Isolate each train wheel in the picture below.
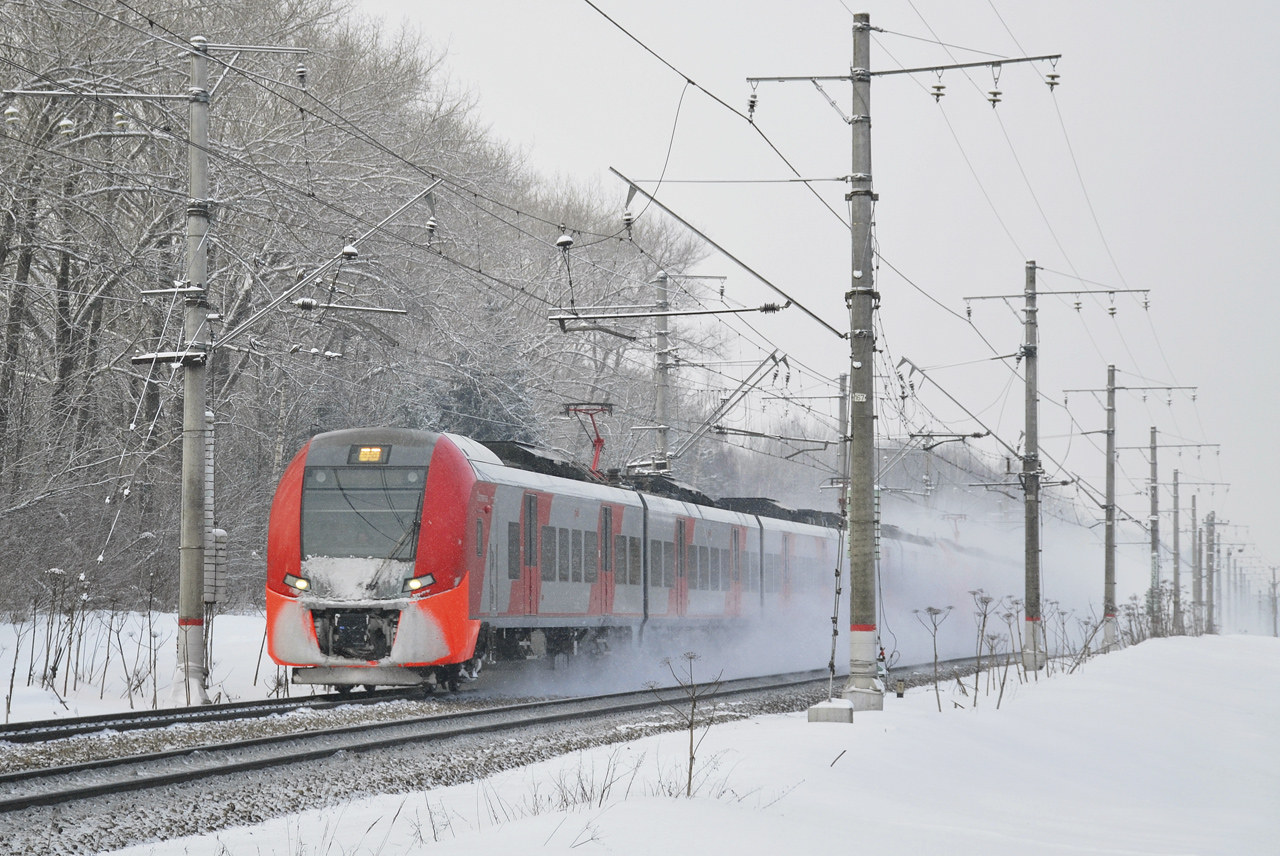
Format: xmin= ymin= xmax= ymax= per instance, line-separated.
xmin=334 ymin=685 xmax=352 ymax=696
xmin=363 ymin=684 xmax=378 ymax=693
xmin=447 ymin=678 xmax=460 ymax=692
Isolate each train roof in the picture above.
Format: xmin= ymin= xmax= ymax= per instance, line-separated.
xmin=476 ymin=439 xmax=841 ymax=529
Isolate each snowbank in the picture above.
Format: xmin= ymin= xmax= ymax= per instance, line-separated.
xmin=109 ymin=634 xmax=1279 ymax=855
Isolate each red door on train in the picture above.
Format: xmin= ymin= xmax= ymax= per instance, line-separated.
xmin=674 ymin=517 xmax=691 ymax=617
xmin=512 ymin=492 xmax=542 ymax=614
xmin=597 ymin=505 xmax=618 ymax=615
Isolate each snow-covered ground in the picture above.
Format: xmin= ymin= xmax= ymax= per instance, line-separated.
xmin=2 ymin=611 xmax=289 ymax=723
xmin=103 ymin=634 xmax=1278 ymax=856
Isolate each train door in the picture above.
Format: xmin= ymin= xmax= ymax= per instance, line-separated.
xmin=675 ymin=518 xmax=690 ymax=616
xmin=728 ymin=527 xmax=742 ymax=617
xmin=599 ymin=506 xmax=615 ymax=615
xmin=519 ymin=492 xmax=540 ymax=614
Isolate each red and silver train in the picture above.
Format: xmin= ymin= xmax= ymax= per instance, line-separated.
xmin=266 ymin=427 xmax=841 ymax=691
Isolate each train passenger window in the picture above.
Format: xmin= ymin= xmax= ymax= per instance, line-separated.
xmin=649 ymin=540 xmax=661 ymax=586
xmin=685 ymin=544 xmax=697 ymax=589
xmin=629 ymin=537 xmax=642 ymax=586
xmin=571 ymin=529 xmax=583 ymax=583
xmin=476 ymin=519 xmax=484 ymax=557
xmin=541 ymin=525 xmax=556 ymax=581
xmin=584 ymin=531 xmax=598 ymax=583
xmin=710 ymin=548 xmax=721 ymax=591
xmin=507 ymin=522 xmax=521 ymax=580
xmin=614 ymin=535 xmax=628 ymax=584
xmin=558 ymin=528 xmax=570 ymax=582
xmin=663 ymin=542 xmax=675 ymax=588
xmin=700 ymin=546 xmax=711 ymax=591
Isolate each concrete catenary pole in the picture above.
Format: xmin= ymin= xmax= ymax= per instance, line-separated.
xmin=1147 ymin=426 xmax=1160 ymax=635
xmin=1205 ymin=512 xmax=1216 ymax=634
xmin=1191 ymin=493 xmax=1201 ymax=634
xmin=1103 ymin=364 xmax=1118 ymax=650
xmin=653 ymin=270 xmax=670 ymax=471
xmin=841 ymin=12 xmax=882 ymax=709
xmin=1172 ymin=469 xmax=1183 ymax=634
xmin=1022 ymin=260 xmax=1045 ymax=670
xmin=174 ymin=37 xmax=212 ymax=705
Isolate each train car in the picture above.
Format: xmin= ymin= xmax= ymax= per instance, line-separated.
xmin=266 ymin=427 xmax=840 ymax=691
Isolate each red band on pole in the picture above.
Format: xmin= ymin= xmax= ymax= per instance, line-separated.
xmin=1103 ymin=612 xmax=1117 ymax=618
xmin=1024 ymin=616 xmax=1042 ymax=622
xmin=849 ymin=623 xmax=877 ymax=632
xmin=178 ymin=618 xmax=204 ymax=627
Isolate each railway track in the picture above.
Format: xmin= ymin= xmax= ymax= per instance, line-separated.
xmin=0 ymin=686 xmax=420 ymax=744
xmin=0 ymin=669 xmax=831 ymax=813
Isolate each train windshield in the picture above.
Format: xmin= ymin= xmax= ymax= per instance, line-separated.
xmin=300 ymin=466 xmax=427 ymax=559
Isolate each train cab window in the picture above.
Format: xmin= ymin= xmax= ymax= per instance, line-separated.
xmin=300 ymin=466 xmax=426 ymax=560
xmin=541 ymin=525 xmax=556 ymax=581
xmin=507 ymin=522 xmax=521 ymax=580
xmin=629 ymin=537 xmax=642 ymax=586
xmin=476 ymin=519 xmax=484 ymax=557
xmin=571 ymin=529 xmax=583 ymax=582
xmin=584 ymin=531 xmax=598 ymax=583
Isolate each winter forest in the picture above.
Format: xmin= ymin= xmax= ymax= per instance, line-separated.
xmin=0 ymin=0 xmax=745 ymax=617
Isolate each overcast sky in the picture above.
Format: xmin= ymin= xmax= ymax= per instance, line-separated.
xmin=355 ymin=0 xmax=1280 ymax=581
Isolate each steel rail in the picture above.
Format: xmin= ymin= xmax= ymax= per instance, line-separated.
xmin=0 ymin=671 xmax=830 ymax=813
xmin=0 ymin=687 xmax=419 ymax=744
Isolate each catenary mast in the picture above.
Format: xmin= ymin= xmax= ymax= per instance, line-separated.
xmin=842 ymin=12 xmax=882 ymax=708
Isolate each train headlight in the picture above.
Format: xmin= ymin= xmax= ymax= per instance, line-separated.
xmin=403 ymin=574 xmax=435 ymax=593
xmin=284 ymin=573 xmax=311 ymax=592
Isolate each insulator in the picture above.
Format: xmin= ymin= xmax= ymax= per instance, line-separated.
xmin=57 ymin=116 xmax=74 ymax=135
xmin=1074 ymin=300 xmax=1082 ymax=311
xmin=556 ymin=231 xmax=574 ymax=250
xmin=113 ymin=112 xmax=129 ymax=129
xmin=1046 ymin=73 xmax=1060 ymax=90
xmin=931 ymin=84 xmax=946 ymax=102
xmin=341 ymin=243 xmax=358 ymax=260
xmin=622 ymin=209 xmax=634 ymax=233
xmin=965 ymin=302 xmax=972 ymax=320
xmin=1108 ymin=305 xmax=1117 ymax=317
xmin=3 ymin=104 xmax=18 ymax=124
xmin=293 ymin=297 xmax=318 ymax=310
xmin=425 ymin=216 xmax=438 ymax=240
xmin=296 ymin=62 xmax=308 ymax=87
xmin=747 ymin=92 xmax=758 ymax=121
xmin=987 ymin=90 xmax=1002 ymax=107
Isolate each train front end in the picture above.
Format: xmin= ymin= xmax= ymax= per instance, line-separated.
xmin=266 ymin=428 xmax=480 ymax=690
